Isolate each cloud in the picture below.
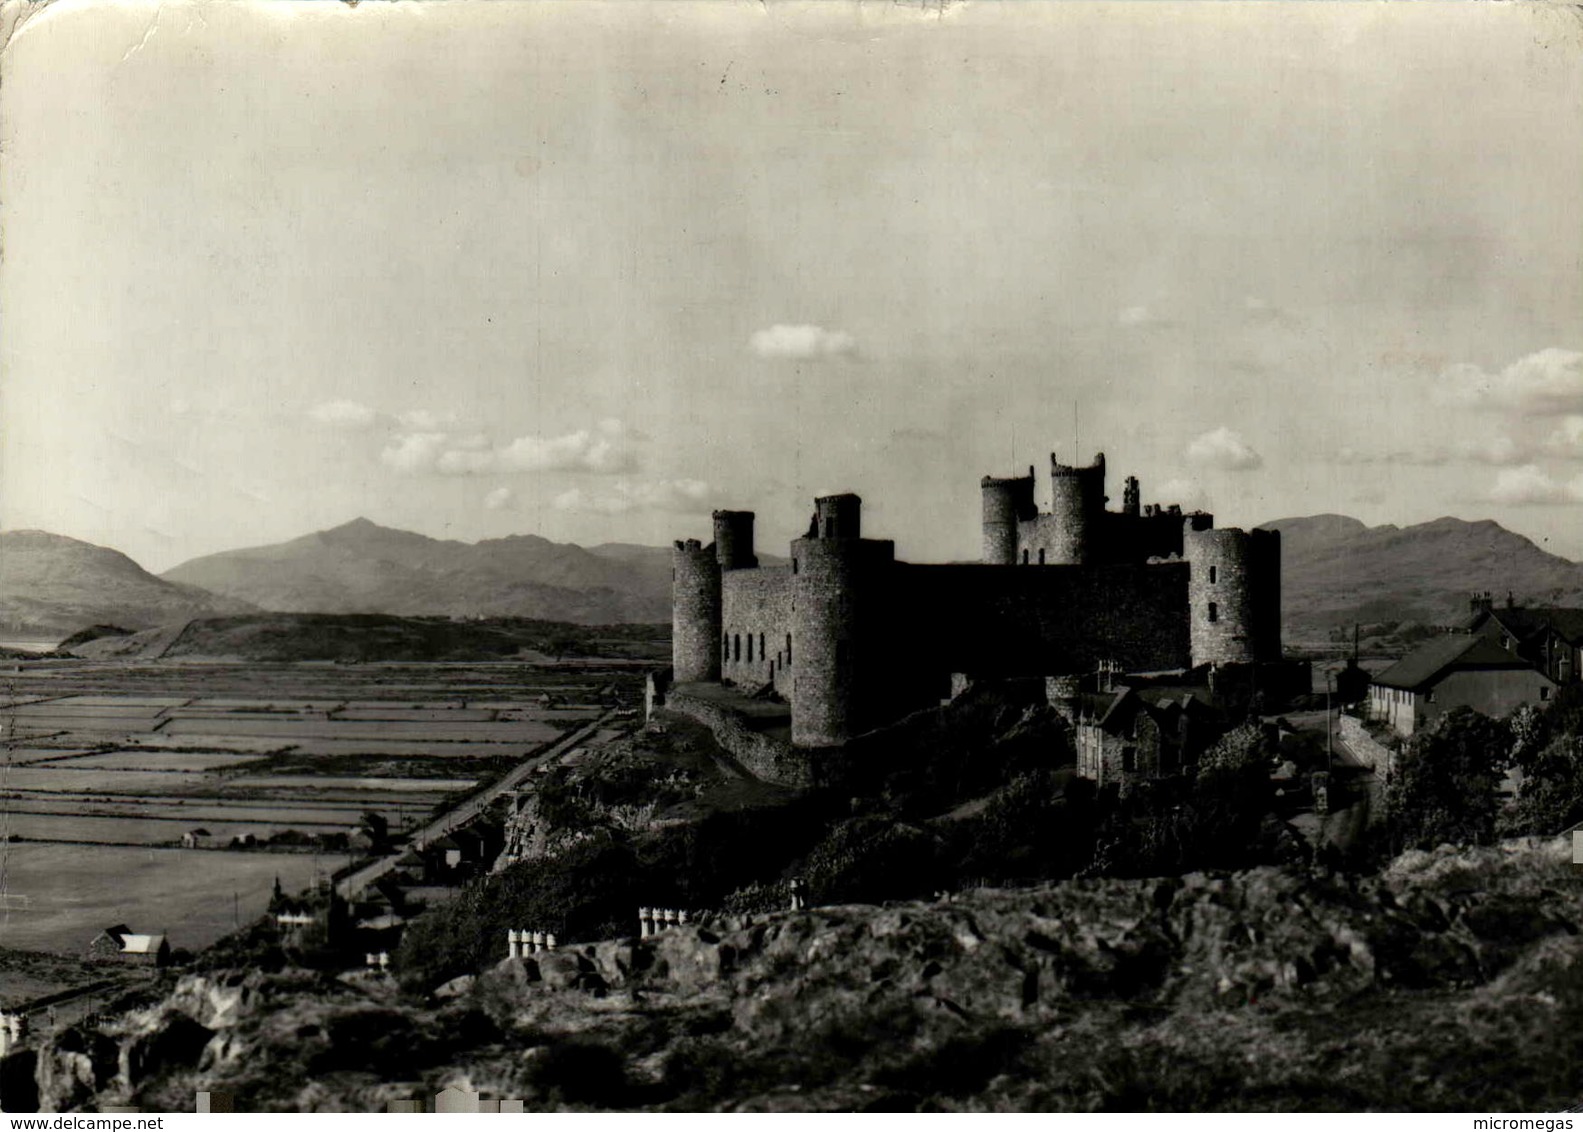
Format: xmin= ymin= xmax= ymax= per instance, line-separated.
xmin=380 ymin=421 xmax=638 ymax=476
xmin=397 ymin=408 xmax=462 ymax=431
xmin=1485 ymin=464 xmax=1583 ymax=506
xmin=1543 ymin=416 xmax=1583 ymax=459
xmin=379 ymin=432 xmax=450 ymax=472
xmin=1154 ymin=477 xmax=1209 ymax=512
xmin=1333 ymin=436 xmax=1527 ymax=467
xmin=1185 ymin=427 xmax=1263 ymax=471
xmin=483 ymin=487 xmax=515 ymax=510
xmin=1435 ymin=348 xmax=1583 ymax=416
xmin=309 ymin=399 xmax=378 ymax=429
xmin=552 ymin=478 xmax=716 ymax=516
xmin=749 ymin=324 xmax=857 ymax=360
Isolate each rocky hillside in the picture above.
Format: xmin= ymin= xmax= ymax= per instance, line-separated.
xmin=1261 ymin=514 xmax=1583 ymax=645
xmin=15 ymin=837 xmax=1582 ymax=1112
xmin=0 ymin=530 xmax=253 ymax=640
xmin=162 ymin=519 xmax=672 ymax=625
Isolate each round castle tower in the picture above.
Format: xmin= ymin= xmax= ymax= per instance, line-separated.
xmin=791 ymin=493 xmax=863 ymax=747
xmin=1183 ymin=524 xmax=1281 ymax=666
xmin=712 ymin=510 xmax=757 ymax=570
xmin=1045 ymin=451 xmax=1107 ymax=565
xmin=980 ymin=469 xmax=1036 ymax=565
xmin=671 ymin=538 xmax=722 ymax=683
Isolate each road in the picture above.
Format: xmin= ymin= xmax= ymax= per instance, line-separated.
xmin=336 ymin=708 xmax=619 ymax=898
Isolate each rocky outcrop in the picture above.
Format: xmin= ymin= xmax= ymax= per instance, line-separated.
xmin=22 ymin=837 xmax=1583 ymax=1112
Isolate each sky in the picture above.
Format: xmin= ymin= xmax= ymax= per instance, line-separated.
xmin=3 ymin=1 xmax=1582 ymax=573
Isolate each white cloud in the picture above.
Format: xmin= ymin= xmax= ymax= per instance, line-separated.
xmin=1543 ymin=415 xmax=1583 ymax=459
xmin=309 ymin=399 xmax=378 ymax=429
xmin=483 ymin=487 xmax=515 ymax=510
xmin=378 ymin=432 xmax=450 ymax=472
xmin=1435 ymin=348 xmax=1583 ymax=416
xmin=1334 ymin=436 xmax=1527 ymax=467
xmin=748 ymin=324 xmax=857 ymax=360
xmin=553 ymin=478 xmax=715 ymax=516
xmin=1155 ymin=477 xmax=1209 ymax=511
xmin=1486 ymin=464 xmax=1583 ymax=506
xmin=1185 ymin=427 xmax=1263 ymax=471
xmin=379 ymin=423 xmax=638 ymax=476
xmin=397 ymin=408 xmax=461 ymax=431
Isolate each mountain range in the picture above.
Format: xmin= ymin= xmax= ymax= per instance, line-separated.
xmin=1259 ymin=513 xmax=1583 ymax=643
xmin=7 ymin=514 xmax=1583 ymax=647
xmin=159 ymin=518 xmax=674 ymax=626
xmin=0 ymin=529 xmax=255 ymax=639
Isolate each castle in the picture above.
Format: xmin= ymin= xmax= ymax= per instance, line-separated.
xmin=671 ymin=450 xmax=1287 ymax=751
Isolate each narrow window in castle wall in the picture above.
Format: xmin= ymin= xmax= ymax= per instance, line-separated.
xmin=723 ymin=632 xmax=730 ymax=659
xmin=1038 ymin=549 xmax=1045 ymax=565
xmin=1208 ymin=602 xmax=1218 ymax=623
xmin=747 ymin=635 xmax=754 ymax=662
xmin=1022 ymin=549 xmax=1029 ymax=565
xmin=1209 ymin=565 xmax=1217 ymax=584
xmin=734 ymin=634 xmax=741 ymax=662
xmin=759 ymin=633 xmax=766 ymax=661
xmin=786 ymin=633 xmax=793 ymax=665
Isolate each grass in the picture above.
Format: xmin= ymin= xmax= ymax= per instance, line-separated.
xmin=0 ymin=842 xmax=327 ymax=954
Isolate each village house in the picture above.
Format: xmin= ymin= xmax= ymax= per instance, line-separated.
xmin=85 ymin=924 xmax=170 ymax=967
xmin=1368 ymin=633 xmax=1556 ymax=738
xmin=1466 ymin=594 xmax=1583 ymax=686
xmin=1071 ymin=684 xmax=1223 ymax=789
xmin=181 ymin=827 xmax=214 ymax=849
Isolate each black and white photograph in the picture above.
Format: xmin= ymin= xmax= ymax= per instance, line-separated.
xmin=2 ymin=0 xmax=1582 ymax=1114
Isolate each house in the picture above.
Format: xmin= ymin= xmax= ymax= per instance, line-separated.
xmin=1368 ymin=633 xmax=1556 ymax=738
xmin=181 ymin=828 xmax=213 ymax=849
xmin=1466 ymin=595 xmax=1583 ymax=686
xmin=1072 ymin=685 xmax=1223 ymax=788
xmin=425 ymin=829 xmax=484 ymax=874
xmin=85 ymin=925 xmax=170 ymax=967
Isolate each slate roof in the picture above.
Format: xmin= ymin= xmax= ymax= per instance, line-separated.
xmin=1481 ymin=606 xmax=1583 ymax=644
xmin=1374 ymin=634 xmax=1535 ymax=691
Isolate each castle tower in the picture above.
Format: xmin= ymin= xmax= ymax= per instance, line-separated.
xmin=1122 ymin=476 xmax=1140 ymax=518
xmin=980 ymin=468 xmax=1036 ymax=565
xmin=813 ymin=493 xmax=861 ymax=540
xmin=791 ymin=494 xmax=863 ymax=747
xmin=671 ymin=538 xmax=722 ymax=683
xmin=1046 ymin=451 xmax=1107 ymax=565
xmin=712 ymin=510 xmax=758 ymax=570
xmin=1183 ymin=525 xmax=1282 ymax=666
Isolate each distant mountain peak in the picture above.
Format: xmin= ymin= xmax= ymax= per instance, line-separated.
xmin=161 ymin=520 xmax=674 ymax=624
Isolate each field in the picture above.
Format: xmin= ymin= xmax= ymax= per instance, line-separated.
xmin=1 ymin=658 xmax=645 ymax=956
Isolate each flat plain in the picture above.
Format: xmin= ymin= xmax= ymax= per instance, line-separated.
xmin=0 ymin=658 xmax=643 ymax=957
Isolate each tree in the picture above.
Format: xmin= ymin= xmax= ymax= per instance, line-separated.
xmin=1385 ymin=706 xmax=1509 ymax=851
xmin=1506 ymin=731 xmax=1583 ymax=837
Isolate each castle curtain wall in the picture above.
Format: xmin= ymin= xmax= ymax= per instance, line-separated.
xmin=863 ymin=561 xmax=1195 ymax=719
xmin=720 ymin=566 xmax=793 ymax=693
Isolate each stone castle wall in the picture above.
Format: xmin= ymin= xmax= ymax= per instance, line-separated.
xmin=662 ymin=686 xmax=817 ymax=789
xmin=721 ymin=566 xmax=793 ymax=695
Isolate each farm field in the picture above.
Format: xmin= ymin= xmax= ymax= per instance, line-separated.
xmin=1 ymin=658 xmax=645 ymax=955
xmin=0 ymin=843 xmax=326 ymax=955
